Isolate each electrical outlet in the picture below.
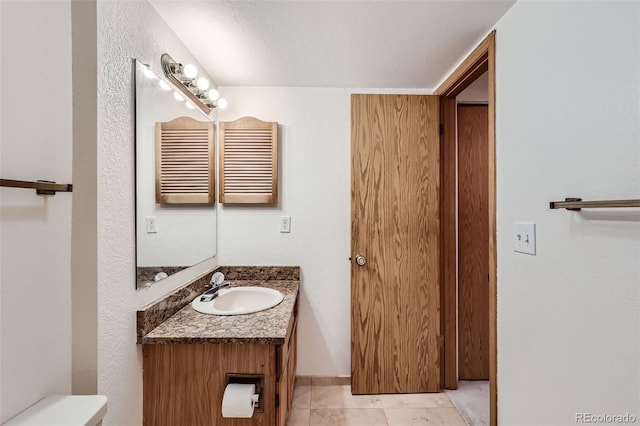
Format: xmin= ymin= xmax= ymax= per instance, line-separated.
xmin=146 ymin=216 xmax=158 ymax=234
xmin=513 ymin=222 xmax=535 ymax=255
xmin=280 ymin=216 xmax=291 ymax=233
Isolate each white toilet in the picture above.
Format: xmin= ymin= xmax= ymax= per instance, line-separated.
xmin=3 ymin=395 xmax=107 ymax=426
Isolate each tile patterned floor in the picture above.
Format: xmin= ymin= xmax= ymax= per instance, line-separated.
xmin=288 ymin=377 xmax=467 ymax=426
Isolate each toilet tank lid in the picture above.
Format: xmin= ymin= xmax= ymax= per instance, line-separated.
xmin=4 ymin=395 xmax=108 ymax=426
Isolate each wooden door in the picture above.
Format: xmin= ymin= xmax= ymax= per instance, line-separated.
xmin=457 ymin=104 xmax=489 ymax=380
xmin=351 ymin=94 xmax=440 ymax=394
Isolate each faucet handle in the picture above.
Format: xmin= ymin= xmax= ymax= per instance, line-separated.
xmin=154 ymin=272 xmax=168 ymax=282
xmin=209 ymin=271 xmax=225 ymax=287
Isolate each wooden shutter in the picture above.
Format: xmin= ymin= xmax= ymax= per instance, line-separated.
xmin=155 ymin=116 xmax=214 ymax=204
xmin=219 ymin=116 xmax=278 ymax=204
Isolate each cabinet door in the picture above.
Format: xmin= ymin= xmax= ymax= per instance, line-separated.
xmin=276 ymin=355 xmax=288 ymax=426
xmin=155 ymin=116 xmax=214 ymax=204
xmin=286 ymin=317 xmax=298 ymax=412
xmin=219 ymin=116 xmax=278 ymax=204
xmin=276 ymin=312 xmax=298 ymax=426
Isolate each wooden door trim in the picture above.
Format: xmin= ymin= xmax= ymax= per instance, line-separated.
xmin=434 ymin=32 xmax=493 ymax=98
xmin=439 ymin=96 xmax=457 ymax=390
xmin=435 ymin=30 xmax=497 ymax=426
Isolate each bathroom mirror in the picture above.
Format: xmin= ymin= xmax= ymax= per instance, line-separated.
xmin=134 ymin=59 xmax=216 ymax=289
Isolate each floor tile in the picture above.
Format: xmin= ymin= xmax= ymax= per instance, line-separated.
xmin=311 ymin=385 xmax=383 ymax=409
xmin=384 ymin=407 xmax=467 ymax=426
xmin=310 ymin=408 xmax=389 ymax=426
xmin=292 ymin=385 xmax=311 ymax=409
xmin=312 ymin=376 xmax=351 ymax=386
xmin=287 ymin=409 xmax=310 ymax=426
xmin=380 ymin=392 xmax=453 ymax=409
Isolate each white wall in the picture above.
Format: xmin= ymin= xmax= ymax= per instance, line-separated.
xmin=217 ymin=87 xmax=352 ymax=375
xmin=96 ymin=1 xmax=217 ymax=424
xmin=0 ymin=1 xmax=73 ymax=421
xmin=216 ymin=86 xmax=432 ymax=376
xmin=494 ymin=2 xmax=640 ymax=424
xmin=457 ymin=71 xmax=488 ymax=104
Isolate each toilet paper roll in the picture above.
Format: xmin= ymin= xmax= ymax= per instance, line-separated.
xmin=221 ymin=383 xmax=256 ymax=418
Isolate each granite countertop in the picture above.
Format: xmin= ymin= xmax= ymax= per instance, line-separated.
xmin=140 ymin=279 xmax=299 ymax=345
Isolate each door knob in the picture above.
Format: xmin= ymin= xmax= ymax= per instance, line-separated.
xmin=355 ymin=255 xmax=367 ymax=266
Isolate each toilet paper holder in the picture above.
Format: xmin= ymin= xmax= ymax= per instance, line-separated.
xmin=225 ymin=373 xmax=264 ymax=412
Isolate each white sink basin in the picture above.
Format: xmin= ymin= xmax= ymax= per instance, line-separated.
xmin=191 ymin=286 xmax=284 ymax=316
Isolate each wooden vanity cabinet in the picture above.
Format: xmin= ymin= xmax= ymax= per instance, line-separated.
xmin=143 ymin=300 xmax=298 ymax=426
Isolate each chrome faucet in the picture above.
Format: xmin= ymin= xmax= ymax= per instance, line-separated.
xmin=200 ymin=281 xmax=232 ymax=302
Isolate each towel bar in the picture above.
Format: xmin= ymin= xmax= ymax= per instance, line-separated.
xmin=549 ymin=197 xmax=640 ymax=211
xmin=0 ymin=179 xmax=73 ymax=195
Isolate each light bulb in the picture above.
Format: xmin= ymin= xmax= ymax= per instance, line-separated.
xmin=183 ymin=63 xmax=197 ymax=79
xmin=173 ymin=91 xmax=185 ymax=102
xmin=185 ymin=100 xmax=195 ymax=110
xmin=143 ymin=67 xmax=157 ymax=79
xmin=196 ymin=77 xmax=209 ymax=90
xmin=217 ymin=98 xmax=228 ymax=109
xmin=207 ymin=89 xmax=219 ymax=101
xmin=159 ymin=80 xmax=171 ymax=91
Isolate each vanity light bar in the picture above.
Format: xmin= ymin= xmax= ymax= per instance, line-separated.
xmin=160 ymin=53 xmax=227 ymax=115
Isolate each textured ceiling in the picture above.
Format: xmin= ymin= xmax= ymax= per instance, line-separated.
xmin=150 ymin=1 xmax=515 ymax=88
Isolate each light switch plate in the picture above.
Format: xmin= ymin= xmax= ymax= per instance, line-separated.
xmin=513 ymin=222 xmax=536 ymax=255
xmin=280 ymin=216 xmax=291 ymax=233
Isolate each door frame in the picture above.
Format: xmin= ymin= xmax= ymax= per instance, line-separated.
xmin=434 ymin=30 xmax=497 ymax=426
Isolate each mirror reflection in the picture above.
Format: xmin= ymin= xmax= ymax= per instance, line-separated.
xmin=135 ymin=59 xmax=217 ymax=289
